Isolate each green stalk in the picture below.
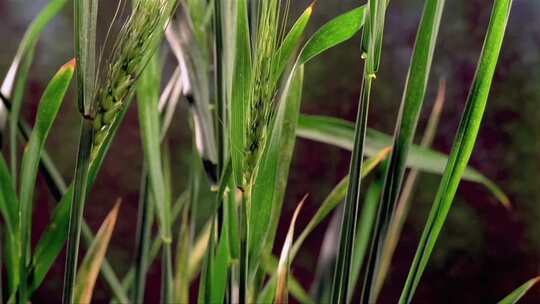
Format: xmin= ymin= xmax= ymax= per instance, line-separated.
xmin=63 ymin=0 xmax=98 ymax=301
xmin=132 ymin=172 xmax=154 ymax=303
xmin=118 ymin=191 xmax=189 ymax=296
xmin=239 ymin=189 xmax=249 ymax=304
xmin=213 ymin=0 xmax=226 ymax=174
xmin=161 ymin=242 xmax=174 ymax=303
xmin=330 ymin=2 xmax=384 ymax=302
xmin=62 ymin=120 xmax=93 ymax=304
xmin=330 ymin=65 xmax=373 ymax=304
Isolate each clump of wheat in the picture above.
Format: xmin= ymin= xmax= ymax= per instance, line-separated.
xmin=91 ymin=0 xmax=174 ymax=159
xmin=244 ymin=0 xmax=290 ymax=186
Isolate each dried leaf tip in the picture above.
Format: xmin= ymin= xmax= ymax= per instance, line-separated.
xmin=62 ymin=58 xmax=77 ymax=71
xmin=308 ymin=1 xmax=317 ymax=14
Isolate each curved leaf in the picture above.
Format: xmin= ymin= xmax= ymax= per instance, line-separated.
xmin=497 ymin=276 xmax=540 ymax=304
xmin=271 ymin=4 xmax=313 ymax=86
xmin=74 ymin=201 xmax=120 ymax=304
xmin=297 ymin=114 xmax=509 ymax=206
xmin=275 ymin=196 xmax=306 ymax=304
xmin=18 ymin=59 xmax=75 ymax=300
xmin=300 ymin=5 xmax=366 ymax=64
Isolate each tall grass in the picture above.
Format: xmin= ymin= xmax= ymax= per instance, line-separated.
xmin=0 ymin=0 xmax=531 ymax=303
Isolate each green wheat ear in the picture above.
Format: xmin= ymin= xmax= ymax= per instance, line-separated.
xmin=244 ymin=0 xmax=291 ymax=187
xmin=90 ymin=0 xmax=175 ymax=159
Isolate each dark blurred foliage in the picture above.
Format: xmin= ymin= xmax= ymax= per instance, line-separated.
xmin=1 ymin=0 xmax=539 ymax=303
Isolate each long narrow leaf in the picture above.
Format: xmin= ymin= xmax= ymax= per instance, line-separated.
xmin=136 ymin=52 xmax=172 ymax=302
xmin=18 ymin=59 xmax=75 ymax=302
xmin=74 ymin=201 xmax=121 ymax=304
xmin=400 ymin=1 xmax=513 ymax=302
xmin=299 ymin=6 xmax=366 ymax=64
xmin=0 ymin=155 xmax=19 ymax=294
xmin=229 ymin=0 xmax=251 ymax=186
xmin=297 ymin=114 xmax=509 ymax=206
xmin=0 ymin=156 xmax=17 ymax=236
xmin=497 ymin=276 xmax=540 ymax=304
xmin=275 ymin=196 xmax=306 ymax=304
xmin=271 ymin=5 xmax=313 ymax=86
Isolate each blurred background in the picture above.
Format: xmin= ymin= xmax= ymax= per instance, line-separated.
xmin=1 ymin=0 xmax=539 ymax=303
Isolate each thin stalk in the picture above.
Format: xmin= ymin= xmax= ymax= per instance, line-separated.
xmin=132 ymin=171 xmax=154 ymax=303
xmin=330 ymin=64 xmax=373 ymax=303
xmin=161 ymin=242 xmax=173 ymax=303
xmin=62 ymin=119 xmax=93 ymax=304
xmin=116 ymin=190 xmax=189 ymax=299
xmin=239 ymin=188 xmax=249 ymax=304
xmin=64 ymin=0 xmax=97 ymax=300
xmin=213 ymin=0 xmax=226 ymax=174
xmin=9 ymin=52 xmax=34 ymax=183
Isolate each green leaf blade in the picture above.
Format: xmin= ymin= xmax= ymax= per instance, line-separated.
xmin=299 ymin=5 xmax=366 ymax=64
xmin=271 ymin=5 xmax=313 ymax=86
xmin=497 ymin=276 xmax=540 ymax=304
xmin=296 ymin=114 xmax=509 ymax=205
xmin=18 ymin=59 xmax=75 ymax=301
xmin=229 ymin=0 xmax=251 ymax=186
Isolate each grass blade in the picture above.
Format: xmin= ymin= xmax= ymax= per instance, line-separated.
xmin=275 ymin=196 xmax=306 ymax=304
xmin=131 ymin=170 xmax=153 ymax=303
xmin=271 ymin=4 xmax=313 ymax=86
xmin=74 ymin=201 xmax=120 ymax=304
xmin=0 ymin=155 xmax=19 ymax=295
xmin=136 ymin=52 xmax=173 ymax=303
xmin=299 ymin=5 xmax=366 ymax=64
xmin=18 ymin=59 xmax=75 ymax=302
xmin=400 ymin=1 xmax=513 ymax=302
xmin=497 ymin=276 xmax=540 ymax=304
xmin=0 ymin=156 xmax=17 ymax=237
xmin=348 ymin=179 xmax=382 ymax=301
xmin=297 ymin=114 xmax=509 ymax=206
xmin=373 ymin=79 xmax=446 ymax=299
xmin=229 ymin=0 xmax=251 ymax=186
